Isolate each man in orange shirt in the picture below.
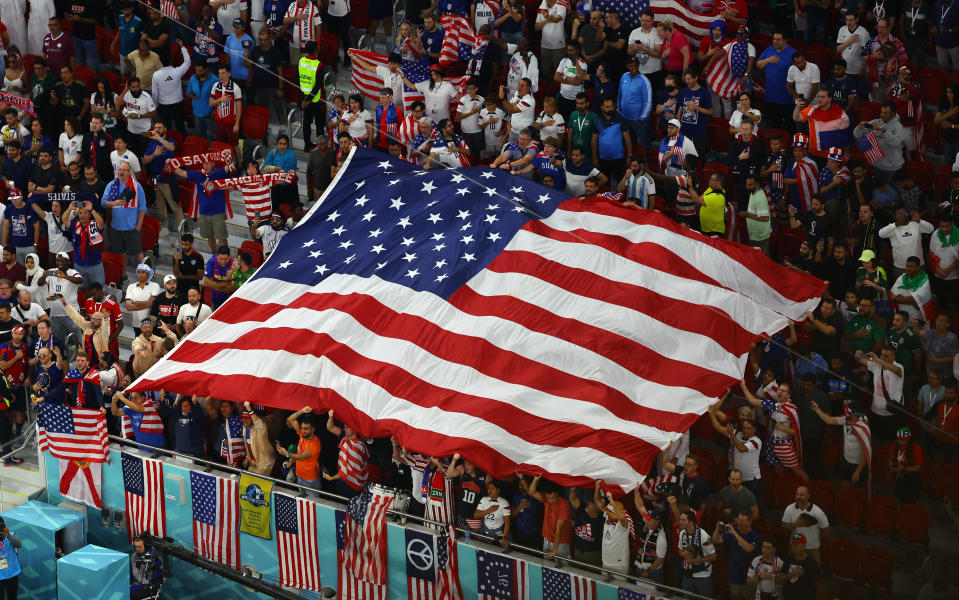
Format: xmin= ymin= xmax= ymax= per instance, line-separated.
xmin=276 ymin=406 xmax=322 ymax=496
xmin=529 ymin=475 xmax=572 ymax=558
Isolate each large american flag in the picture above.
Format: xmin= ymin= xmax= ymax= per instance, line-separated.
xmin=122 ymin=452 xmax=166 ymax=542
xmin=477 ymin=549 xmax=528 ymax=600
xmin=439 ymin=15 xmax=476 ymax=66
xmin=37 ymin=403 xmax=109 ymax=463
xmin=616 ymin=0 xmax=715 ymax=47
xmin=543 ymin=567 xmax=596 ymax=600
xmin=350 ymin=49 xmax=468 ymax=113
xmin=857 ymin=130 xmax=886 ymax=165
xmin=275 ymin=492 xmax=320 ymax=591
xmin=190 ymin=471 xmax=240 ymax=570
xmin=337 ymin=486 xmax=394 ymax=600
xmin=405 ymin=526 xmax=463 ymax=600
xmin=130 ymin=149 xmax=823 ymax=492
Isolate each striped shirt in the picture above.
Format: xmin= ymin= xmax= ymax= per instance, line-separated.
xmin=337 ymin=436 xmax=370 ymax=490
xmin=623 ymin=171 xmax=655 ymax=209
xmin=285 ymin=0 xmax=322 ymax=47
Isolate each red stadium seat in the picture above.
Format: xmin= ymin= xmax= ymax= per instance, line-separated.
xmin=140 ymin=215 xmax=162 ymax=257
xmin=181 ymin=135 xmax=209 ymax=157
xmin=807 ymin=479 xmax=835 ymax=517
xmin=934 ymin=461 xmax=959 ymax=499
xmin=772 ymin=471 xmax=804 ymax=508
xmin=907 ymin=158 xmax=935 ymax=193
xmin=918 ymin=66 xmax=948 ymax=105
xmin=872 ymin=443 xmax=893 ymax=484
xmin=101 ymin=252 xmax=125 ymax=287
xmin=97 ymin=70 xmax=121 ymax=92
xmin=103 ymin=29 xmax=121 ymax=64
xmin=804 ymin=44 xmax=835 ymax=75
xmin=318 ymin=31 xmax=339 ymax=67
xmin=855 ymin=101 xmax=882 ymax=124
xmin=74 ymin=65 xmax=96 ymax=91
xmin=707 ymin=119 xmax=732 ymax=153
xmin=835 ymin=487 xmax=865 ymax=528
xmin=860 ymin=547 xmax=894 ymax=589
xmin=896 ymin=503 xmax=930 ymax=545
xmin=242 ymin=105 xmax=270 ymax=142
xmin=167 ymin=130 xmax=184 ymax=150
xmin=239 ymin=241 xmax=264 ymax=268
xmin=21 ymin=55 xmax=40 ymax=76
xmin=280 ymin=66 xmax=301 ymax=104
xmin=350 ymin=0 xmax=369 ymax=29
xmin=208 ymin=141 xmax=233 ymax=155
xmin=829 ymin=538 xmax=861 ymax=580
xmin=864 ymin=496 xmax=897 ymax=536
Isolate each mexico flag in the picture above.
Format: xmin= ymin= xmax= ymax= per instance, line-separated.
xmin=891 ymin=270 xmax=935 ymax=323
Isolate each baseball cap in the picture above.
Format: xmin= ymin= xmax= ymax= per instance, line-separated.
xmin=163 ymin=274 xmax=176 ymax=284
xmin=642 ymin=509 xmax=661 ymax=521
xmin=6 ymin=188 xmax=22 ymax=202
xmin=791 ymin=532 xmax=807 ymax=544
xmin=667 ymin=118 xmax=681 ymax=128
xmin=899 ymin=65 xmax=911 ymax=73
xmin=627 ymin=56 xmax=639 ymax=64
xmin=429 ymin=64 xmax=445 ymax=75
xmin=232 ymin=18 xmax=244 ymax=27
xmin=858 ymin=249 xmax=876 ymax=263
xmin=56 ymin=251 xmax=70 ymax=260
xmin=737 ymin=25 xmax=750 ymax=34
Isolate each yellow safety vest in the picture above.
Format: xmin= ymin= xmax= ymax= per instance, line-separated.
xmin=298 ymin=57 xmax=322 ymax=102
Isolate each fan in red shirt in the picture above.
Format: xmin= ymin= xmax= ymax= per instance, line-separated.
xmin=0 ymin=326 xmax=31 ymax=456
xmin=83 ymin=282 xmax=123 ymax=358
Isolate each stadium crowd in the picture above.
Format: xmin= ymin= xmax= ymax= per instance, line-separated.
xmin=0 ymin=0 xmax=959 ymax=598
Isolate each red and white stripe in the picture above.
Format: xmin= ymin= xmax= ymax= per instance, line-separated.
xmin=131 ymin=159 xmax=825 ymax=493
xmin=121 ymin=397 xmax=165 ymax=439
xmin=439 ymin=15 xmax=475 ymax=66
xmin=37 ymin=406 xmax=110 ymax=463
xmin=339 ymin=488 xmax=394 ymax=600
xmin=277 ymin=493 xmax=320 ymax=591
xmin=161 ymin=0 xmax=179 ymax=20
xmin=125 ymin=455 xmax=166 ymax=542
xmin=239 ymin=183 xmax=273 ymax=219
xmin=424 ymin=472 xmax=456 ymax=529
xmin=192 ymin=475 xmax=240 ymax=570
xmin=793 ymin=157 xmax=819 ymax=212
xmin=848 ymin=414 xmax=872 ymax=499
xmin=338 ymin=436 xmax=370 ymax=490
xmin=572 ymin=573 xmax=597 ymax=600
xmin=705 ymin=47 xmax=740 ymax=99
xmin=651 ymin=0 xmax=715 ymax=48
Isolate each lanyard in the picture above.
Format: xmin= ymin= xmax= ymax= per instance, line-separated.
xmin=574 ymin=112 xmax=589 ymax=132
xmin=942 ymin=402 xmax=954 ymax=427
xmin=943 ymin=1 xmax=953 ymax=24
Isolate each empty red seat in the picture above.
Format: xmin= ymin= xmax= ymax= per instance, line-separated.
xmin=241 ymin=105 xmax=270 ymax=141
xmin=772 ymin=471 xmax=804 ymax=508
xmin=141 ymin=215 xmax=161 ymax=256
xmin=918 ymin=66 xmax=947 ymax=105
xmin=864 ymin=496 xmax=897 ymax=536
xmin=835 ymin=487 xmax=865 ymax=528
xmin=101 ymin=252 xmax=125 ymax=287
xmin=934 ymin=461 xmax=959 ymax=499
xmin=896 ymin=503 xmax=930 ymax=545
xmin=829 ymin=538 xmax=860 ymax=580
xmin=181 ymin=135 xmax=208 ymax=157
xmin=861 ymin=547 xmax=894 ymax=589
xmin=907 ymin=158 xmax=935 ymax=193
xmin=807 ymin=479 xmax=835 ymax=517
xmin=855 ymin=101 xmax=882 ymax=124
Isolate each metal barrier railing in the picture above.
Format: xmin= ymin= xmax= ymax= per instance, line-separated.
xmin=102 ymin=435 xmax=712 ymax=600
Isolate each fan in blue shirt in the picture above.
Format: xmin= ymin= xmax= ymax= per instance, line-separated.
xmin=224 ymin=22 xmax=255 ymax=80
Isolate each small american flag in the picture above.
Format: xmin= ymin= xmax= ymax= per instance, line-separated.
xmin=542 ymin=567 xmax=596 ymax=600
xmin=439 ymin=15 xmax=476 ymax=66
xmin=337 ymin=487 xmax=394 ymax=600
xmin=122 ymin=452 xmax=166 ymax=542
xmin=161 ymin=0 xmax=179 ymax=20
xmin=220 ymin=413 xmax=247 ymax=467
xmin=275 ymin=492 xmax=320 ymax=591
xmin=190 ymin=472 xmax=240 ymax=570
xmin=477 ymin=549 xmax=528 ymax=600
xmin=37 ymin=403 xmax=109 ymax=463
xmin=857 ymin=130 xmax=886 ymax=165
xmin=351 ymin=49 xmax=467 ymax=113
xmin=618 ymin=588 xmax=661 ymax=600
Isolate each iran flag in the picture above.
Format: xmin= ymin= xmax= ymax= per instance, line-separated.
xmin=891 ymin=271 xmax=935 ymax=323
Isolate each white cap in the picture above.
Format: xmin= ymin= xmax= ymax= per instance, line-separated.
xmin=55 ymin=252 xmax=70 ymax=260
xmin=163 ymin=274 xmax=176 ymax=284
xmin=667 ymin=118 xmax=682 ymax=128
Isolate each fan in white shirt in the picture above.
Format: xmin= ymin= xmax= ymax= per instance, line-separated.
xmin=110 ymin=138 xmax=142 ymax=180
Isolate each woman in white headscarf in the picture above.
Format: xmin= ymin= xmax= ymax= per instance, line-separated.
xmin=26 ymin=0 xmax=56 ymax=56
xmin=0 ymin=0 xmax=28 ymax=56
xmin=15 ymin=252 xmax=47 ymax=309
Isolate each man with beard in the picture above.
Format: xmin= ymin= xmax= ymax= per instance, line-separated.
xmin=150 ymin=275 xmax=184 ymax=328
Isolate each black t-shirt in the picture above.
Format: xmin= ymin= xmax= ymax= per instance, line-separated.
xmin=250 ymin=45 xmax=284 ymax=89
xmin=177 ymin=250 xmax=205 ymax=291
xmin=78 ymin=177 xmax=107 ymax=202
xmin=818 ymin=257 xmax=857 ymax=300
xmin=53 ymin=81 xmax=90 ymax=118
xmin=604 ymin=25 xmax=628 ymax=74
xmin=811 ymin=310 xmax=844 ymax=358
xmin=60 ymin=173 xmax=85 ymax=192
xmin=29 ymin=164 xmax=58 ymax=191
xmin=150 ymin=290 xmax=186 ymax=325
xmin=143 ymin=19 xmax=172 ymax=64
xmin=69 ymin=2 xmax=102 ymax=40
xmin=406 ymin=0 xmax=433 ymax=24
xmin=0 ymin=316 xmax=21 ymax=345
xmin=673 ymin=465 xmax=709 ymax=509
xmin=782 ymin=554 xmax=822 ymax=600
xmin=801 ymin=211 xmax=837 ymax=244
xmin=572 ymin=506 xmax=605 ymax=553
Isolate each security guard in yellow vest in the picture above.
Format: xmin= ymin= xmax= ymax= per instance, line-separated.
xmin=690 ymin=171 xmax=727 ymax=237
xmin=298 ymin=41 xmax=324 ymax=150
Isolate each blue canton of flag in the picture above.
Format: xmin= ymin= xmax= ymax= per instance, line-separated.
xmin=122 ymin=452 xmax=144 ymax=496
xmin=857 ymin=131 xmax=886 ymax=165
xmin=348 ymin=487 xmax=373 ymax=525
xmin=191 ymin=471 xmax=217 ymax=525
xmin=542 ymin=568 xmax=572 ymax=600
xmin=275 ymin=493 xmax=299 ymax=535
xmin=252 ymin=151 xmax=565 ymax=298
xmin=617 ymin=588 xmax=651 ymax=600
xmin=477 ymin=549 xmax=527 ymax=600
xmin=594 ymin=0 xmax=646 ymax=27
xmin=402 ymin=60 xmax=431 ymax=91
xmin=335 ymin=509 xmax=346 ymax=550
